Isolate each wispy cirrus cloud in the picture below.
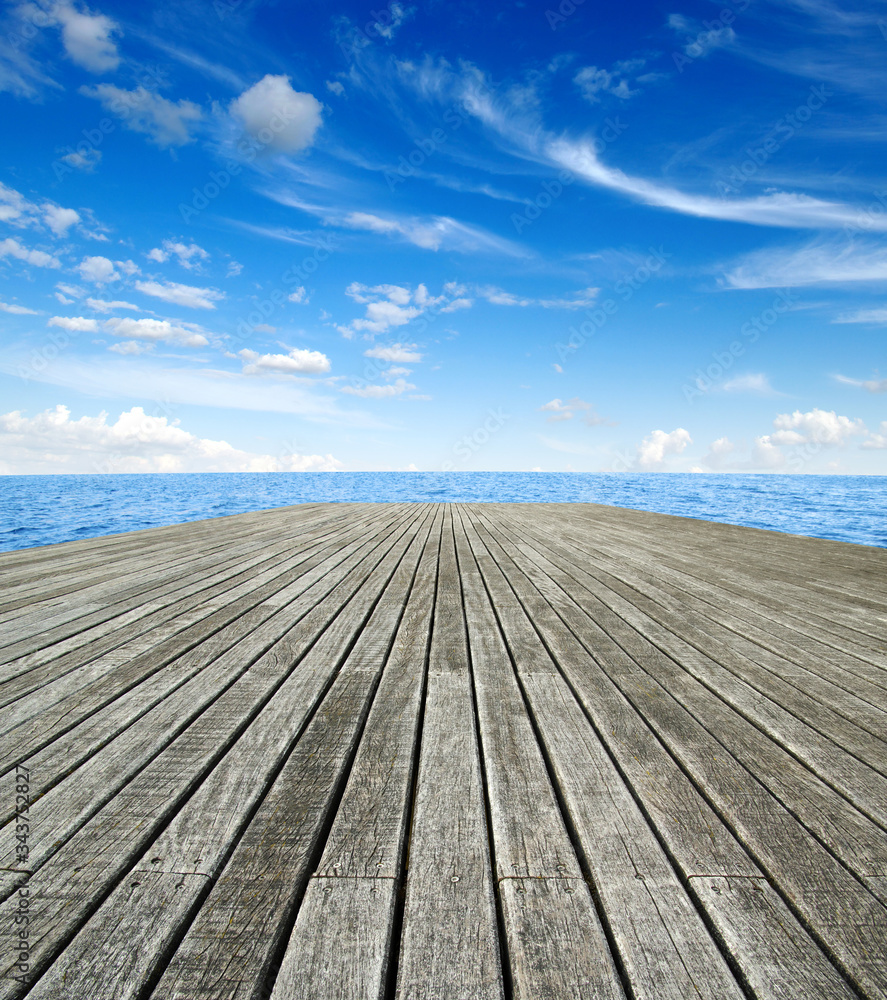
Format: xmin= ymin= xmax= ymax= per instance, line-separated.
xmin=833 ymin=374 xmax=887 ymax=393
xmin=396 ymin=60 xmax=887 ymax=233
xmin=832 ymin=307 xmax=887 ymax=324
xmin=264 ymin=190 xmax=529 ymax=257
xmin=721 ymin=239 xmax=887 ymax=288
xmin=134 ymin=280 xmax=225 ymax=309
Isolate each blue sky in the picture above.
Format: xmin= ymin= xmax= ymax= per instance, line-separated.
xmin=0 ymin=0 xmax=885 ymax=474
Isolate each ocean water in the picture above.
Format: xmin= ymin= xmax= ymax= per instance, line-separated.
xmin=1 ymin=472 xmax=885 ymax=552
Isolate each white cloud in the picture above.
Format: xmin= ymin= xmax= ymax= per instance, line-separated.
xmin=147 ymin=239 xmax=210 ymax=270
xmin=418 ymin=65 xmax=882 ymax=233
xmin=862 ymin=421 xmax=887 ymax=449
xmin=0 ymin=300 xmax=39 ymax=315
xmin=48 ymin=315 xmax=98 ymax=331
xmin=341 ymin=377 xmax=415 ymax=398
xmin=103 ymin=317 xmax=209 ymax=347
xmin=0 ymin=404 xmax=343 ymax=474
xmin=326 ymin=80 xmax=345 ymax=96
xmin=0 ymin=183 xmax=82 ymax=240
xmin=668 ymin=13 xmax=735 ymax=58
xmin=0 ymin=238 xmax=61 ymax=268
xmin=637 ymin=427 xmax=692 ymax=468
xmin=834 ymin=374 xmax=887 ymax=393
xmin=53 ymin=2 xmax=121 ymax=73
xmin=108 ymin=340 xmax=150 ymax=355
xmin=56 ymin=282 xmax=84 ymax=297
xmin=41 ymin=203 xmax=80 ymax=235
xmin=78 ymin=255 xmax=117 ymax=283
xmin=338 ymin=283 xmax=431 ymax=337
xmin=364 ymin=342 xmax=423 ymax=363
xmin=267 ymin=191 xmax=527 ymax=256
xmin=700 ymin=436 xmax=736 ymax=469
xmin=721 ymin=373 xmax=775 ymax=394
xmin=287 ymin=286 xmax=308 ymax=303
xmin=229 ymin=75 xmax=322 ymax=155
xmin=85 ymin=297 xmax=139 ymax=312
xmin=81 ymin=85 xmax=203 ymax=147
xmin=752 ymin=408 xmax=867 ymax=468
xmin=549 ymin=134 xmax=886 ymax=230
xmin=134 ymin=280 xmax=224 ymax=309
xmin=370 ymin=1 xmax=413 ymax=39
xmin=227 ymin=260 xmax=243 ymax=277
xmin=476 ymin=285 xmax=600 ymax=310
xmin=0 ymin=181 xmax=31 ymax=225
xmin=723 ymin=239 xmax=887 ymax=289
xmin=833 ymin=307 xmax=887 ymax=325
xmin=574 ymin=65 xmax=638 ymax=103
xmin=339 ymin=210 xmax=525 ymax=255
xmin=60 ymin=148 xmax=101 ymax=171
xmin=238 ymin=347 xmax=331 ymax=375
xmin=334 ymin=279 xmax=589 ymax=340
xmin=539 ymin=397 xmax=613 ymax=425
xmin=771 ymin=408 xmax=865 ymax=445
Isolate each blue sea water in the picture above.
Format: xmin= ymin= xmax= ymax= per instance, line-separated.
xmin=1 ymin=472 xmax=885 ymax=552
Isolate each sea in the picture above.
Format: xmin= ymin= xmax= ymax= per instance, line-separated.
xmin=1 ymin=472 xmax=885 ymax=552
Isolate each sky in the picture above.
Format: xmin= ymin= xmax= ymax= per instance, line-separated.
xmin=0 ymin=0 xmax=885 ymax=475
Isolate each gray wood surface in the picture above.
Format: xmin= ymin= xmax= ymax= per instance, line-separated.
xmin=0 ymin=501 xmax=883 ymax=1000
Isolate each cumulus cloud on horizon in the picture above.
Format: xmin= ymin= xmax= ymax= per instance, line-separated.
xmin=0 ymin=405 xmax=343 ymax=474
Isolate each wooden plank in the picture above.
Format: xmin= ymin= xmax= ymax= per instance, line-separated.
xmin=0 ymin=506 xmax=357 ymax=662
xmin=0 ymin=506 xmax=411 ymax=817
xmin=452 ymin=509 xmax=625 ymax=1000
xmin=268 ymin=510 xmax=442 ymax=1000
xmin=523 ymin=509 xmax=887 ymax=750
xmin=689 ymin=877 xmax=860 ymax=1000
xmin=0 ymin=503 xmax=361 ymax=686
xmin=23 ymin=871 xmax=210 ymax=1000
xmin=492 ymin=510 xmax=887 ymax=1000
xmin=37 ymin=509 xmax=435 ymax=1000
xmin=539 ymin=506 xmax=887 ymax=699
xmin=0 ymin=504 xmax=417 ymax=878
xmin=0 ymin=504 xmax=392 ymax=744
xmin=459 ymin=508 xmax=746 ymax=1000
xmin=467 ymin=506 xmax=872 ymax=1000
xmin=549 ymin=504 xmax=887 ymax=653
xmin=271 ymin=878 xmax=397 ymax=1000
xmin=498 ymin=507 xmax=887 ymax=874
xmin=394 ymin=508 xmax=504 ymax=1000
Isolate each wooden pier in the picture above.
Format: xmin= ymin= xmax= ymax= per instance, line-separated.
xmin=1 ymin=502 xmax=885 ymax=999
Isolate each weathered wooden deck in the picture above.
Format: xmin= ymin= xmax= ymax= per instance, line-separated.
xmin=1 ymin=502 xmax=885 ymax=1000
